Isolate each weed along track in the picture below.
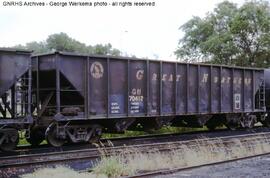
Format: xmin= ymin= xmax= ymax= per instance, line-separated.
xmin=1 ymin=128 xmax=270 ymax=178
xmin=98 ymin=133 xmax=270 ymax=178
xmin=124 ymin=152 xmax=270 ymax=178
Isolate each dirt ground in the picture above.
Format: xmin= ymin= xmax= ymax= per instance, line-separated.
xmin=154 ymin=154 xmax=270 ymax=178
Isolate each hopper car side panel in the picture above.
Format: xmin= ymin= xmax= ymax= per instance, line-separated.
xmin=89 ymin=58 xmax=107 ymax=116
xmin=91 ymin=58 xmax=264 ymax=118
xmin=32 ymin=52 xmax=265 ymax=122
xmin=148 ymin=61 xmax=160 ymax=116
xmin=176 ymin=64 xmax=187 ymax=114
xmin=109 ymin=59 xmax=128 ymax=116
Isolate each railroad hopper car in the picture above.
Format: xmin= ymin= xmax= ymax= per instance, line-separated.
xmin=29 ymin=51 xmax=266 ymax=147
xmin=0 ymin=49 xmax=32 ymax=151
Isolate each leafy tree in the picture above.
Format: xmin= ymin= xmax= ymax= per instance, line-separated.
xmin=175 ymin=0 xmax=270 ymax=67
xmin=92 ymin=43 xmax=120 ymax=55
xmin=26 ymin=41 xmax=48 ymax=54
xmin=13 ymin=32 xmax=121 ymax=56
xmin=46 ymin=32 xmax=86 ymax=52
xmin=13 ymin=42 xmax=48 ymax=54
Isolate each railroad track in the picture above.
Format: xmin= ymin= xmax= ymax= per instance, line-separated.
xmin=2 ymin=126 xmax=268 ymax=156
xmin=0 ymin=127 xmax=235 ymax=157
xmin=1 ymin=128 xmax=270 ymax=178
xmin=125 ymin=152 xmax=270 ymax=178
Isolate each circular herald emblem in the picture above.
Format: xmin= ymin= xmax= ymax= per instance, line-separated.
xmin=90 ymin=62 xmax=104 ymax=79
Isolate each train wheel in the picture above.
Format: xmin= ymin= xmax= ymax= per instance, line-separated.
xmin=89 ymin=125 xmax=102 ymax=143
xmin=225 ymin=114 xmax=240 ymax=130
xmin=205 ymin=115 xmax=224 ymax=131
xmin=26 ymin=128 xmax=45 ymax=147
xmin=225 ymin=122 xmax=238 ymax=131
xmin=262 ymin=115 xmax=270 ymax=127
xmin=206 ymin=124 xmax=217 ymax=131
xmin=45 ymin=123 xmax=65 ymax=147
xmin=262 ymin=120 xmax=270 ymax=127
xmin=0 ymin=128 xmax=19 ymax=151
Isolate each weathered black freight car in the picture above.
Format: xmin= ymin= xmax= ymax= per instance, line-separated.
xmin=30 ymin=51 xmax=266 ymax=147
xmin=0 ymin=48 xmax=32 ymax=151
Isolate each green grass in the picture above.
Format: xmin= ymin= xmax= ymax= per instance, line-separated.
xmin=18 ymin=131 xmax=47 ymax=146
xmin=19 ymin=137 xmax=29 ymax=145
xmin=18 ymin=126 xmax=209 ymax=146
xmin=92 ymin=156 xmax=132 ymax=178
xmin=91 ymin=134 xmax=270 ymax=178
xmin=19 ymin=138 xmax=47 ymax=146
xmin=102 ymin=126 xmax=208 ymax=139
xmin=18 ymin=131 xmax=28 ymax=145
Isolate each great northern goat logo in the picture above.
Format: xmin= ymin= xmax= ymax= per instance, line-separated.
xmin=90 ymin=62 xmax=104 ymax=79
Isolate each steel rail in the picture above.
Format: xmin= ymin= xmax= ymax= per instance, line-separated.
xmin=124 ymin=152 xmax=270 ymax=178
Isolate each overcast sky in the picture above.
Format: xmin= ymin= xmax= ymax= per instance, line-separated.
xmin=0 ymin=0 xmax=247 ymax=60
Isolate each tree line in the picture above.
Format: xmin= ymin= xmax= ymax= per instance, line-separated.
xmin=175 ymin=0 xmax=270 ymax=67
xmin=14 ymin=32 xmax=121 ymax=56
xmin=14 ymin=1 xmax=270 ymax=68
